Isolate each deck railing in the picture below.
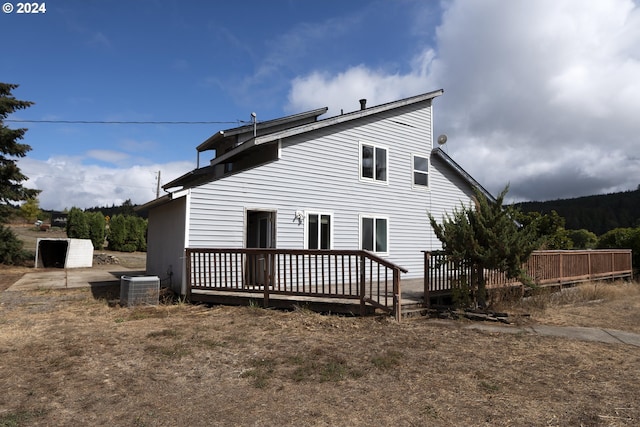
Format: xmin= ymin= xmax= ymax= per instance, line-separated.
xmin=424 ymin=249 xmax=633 ymax=302
xmin=185 ymin=248 xmax=408 ymax=320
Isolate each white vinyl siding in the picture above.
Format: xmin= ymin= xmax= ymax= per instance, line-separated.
xmin=145 ymin=195 xmax=188 ymax=294
xmin=180 ymin=100 xmax=478 ymax=283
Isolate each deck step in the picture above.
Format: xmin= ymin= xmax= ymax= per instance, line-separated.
xmin=401 ymin=304 xmax=430 ymax=319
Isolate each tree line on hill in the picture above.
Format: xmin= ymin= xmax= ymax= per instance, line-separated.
xmin=84 ymin=199 xmax=148 ymax=219
xmin=513 ymin=188 xmax=640 ymax=276
xmin=515 ymin=187 xmax=640 ymax=236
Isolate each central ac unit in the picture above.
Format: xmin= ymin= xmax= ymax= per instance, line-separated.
xmin=120 ymin=275 xmax=160 ymax=307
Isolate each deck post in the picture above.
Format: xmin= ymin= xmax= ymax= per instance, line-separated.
xmin=393 ymin=268 xmax=401 ymax=322
xmin=359 ymin=254 xmax=366 ymax=316
xmin=611 ymin=251 xmax=615 ymax=280
xmin=423 ymin=251 xmax=430 ymax=309
xmin=263 ymin=252 xmax=270 ymax=308
xmin=185 ymin=249 xmax=192 ymax=301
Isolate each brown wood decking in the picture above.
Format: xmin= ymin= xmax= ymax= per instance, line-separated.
xmin=186 ymin=248 xmax=633 ymax=321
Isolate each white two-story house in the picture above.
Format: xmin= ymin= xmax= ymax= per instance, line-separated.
xmin=140 ymin=89 xmax=493 ymax=295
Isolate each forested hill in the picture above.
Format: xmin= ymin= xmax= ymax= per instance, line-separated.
xmin=514 ymin=188 xmax=640 ymax=236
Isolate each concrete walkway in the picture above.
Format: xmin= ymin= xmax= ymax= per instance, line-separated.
xmin=6 ymin=265 xmax=145 ymax=292
xmin=464 ymin=322 xmax=640 ymax=347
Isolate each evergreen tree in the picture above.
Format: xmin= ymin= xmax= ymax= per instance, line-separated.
xmin=0 ymin=83 xmax=40 ymax=219
xmin=0 ymin=83 xmax=40 ymax=264
xmin=567 ymin=229 xmax=598 ymax=249
xmin=106 ymin=214 xmax=127 ymax=251
xmin=86 ymin=211 xmax=106 ymax=250
xmin=514 ymin=210 xmax=572 ymax=249
xmin=597 ymin=227 xmax=640 ymax=273
xmin=66 ymin=207 xmax=90 ymax=239
xmin=106 ymin=214 xmax=147 ymax=252
xmin=428 ymin=186 xmax=539 ymax=307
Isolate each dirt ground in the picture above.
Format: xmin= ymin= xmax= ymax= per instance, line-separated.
xmin=1 ymin=226 xmax=640 ymax=426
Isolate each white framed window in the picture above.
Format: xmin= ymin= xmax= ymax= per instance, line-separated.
xmin=412 ymin=154 xmax=429 ymax=188
xmin=306 ymin=212 xmax=333 ymax=249
xmin=360 ymin=142 xmax=388 ymax=183
xmin=360 ymin=215 xmax=389 ymax=254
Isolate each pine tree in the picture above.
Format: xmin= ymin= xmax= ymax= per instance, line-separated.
xmin=0 ymin=83 xmax=40 ymax=264
xmin=66 ymin=207 xmax=90 ymax=239
xmin=0 ymin=83 xmax=40 ymax=220
xmin=428 ymin=186 xmax=539 ymax=307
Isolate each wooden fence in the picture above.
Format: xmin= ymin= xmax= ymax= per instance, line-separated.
xmin=424 ymin=249 xmax=633 ymax=301
xmin=185 ymin=248 xmax=408 ymax=320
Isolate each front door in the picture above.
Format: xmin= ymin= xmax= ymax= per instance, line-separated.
xmin=246 ymin=210 xmax=276 ymax=286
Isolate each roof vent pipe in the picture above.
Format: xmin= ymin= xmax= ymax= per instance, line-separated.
xmin=251 ymin=112 xmax=257 ymax=137
xmin=359 ymin=99 xmax=367 ymax=110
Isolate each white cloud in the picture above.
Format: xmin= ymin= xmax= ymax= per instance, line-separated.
xmin=86 ymin=150 xmax=130 ymax=164
xmin=286 ymin=0 xmax=640 ymax=201
xmin=18 ymin=156 xmax=194 ymax=211
xmin=286 ymin=59 xmax=436 ymax=115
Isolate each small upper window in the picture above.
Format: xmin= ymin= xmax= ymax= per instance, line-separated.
xmin=413 ymin=155 xmax=429 ymax=187
xmin=361 ymin=143 xmax=387 ymax=182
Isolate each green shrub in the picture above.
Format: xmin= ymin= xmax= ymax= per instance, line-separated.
xmin=567 ymin=229 xmax=598 ymax=249
xmin=0 ymin=224 xmax=28 ymax=265
xmin=66 ymin=207 xmax=89 ymax=239
xmin=126 ymin=215 xmax=147 ymax=252
xmin=65 ymin=208 xmax=107 ymax=250
xmin=107 ymin=214 xmax=147 ymax=252
xmin=86 ymin=211 xmax=106 ymax=250
xmin=107 ymin=214 xmax=126 ymax=251
xmin=597 ymin=227 xmax=640 ymax=273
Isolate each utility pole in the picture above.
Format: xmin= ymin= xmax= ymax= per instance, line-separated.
xmin=156 ymin=170 xmax=161 ymax=198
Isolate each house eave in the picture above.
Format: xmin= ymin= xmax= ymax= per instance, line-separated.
xmin=136 ymin=189 xmax=190 ymax=213
xmin=135 ymin=194 xmax=171 ymax=213
xmin=196 ymin=107 xmax=328 ymax=153
xmin=163 ymin=165 xmax=216 ymax=190
xmin=196 ymin=131 xmax=225 ymax=152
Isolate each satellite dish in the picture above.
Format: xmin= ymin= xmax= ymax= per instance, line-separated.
xmin=437 ymin=134 xmax=448 ymax=145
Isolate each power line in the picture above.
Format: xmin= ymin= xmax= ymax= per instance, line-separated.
xmin=5 ymin=119 xmax=239 ymax=125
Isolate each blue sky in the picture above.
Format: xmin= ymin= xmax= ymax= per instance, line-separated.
xmin=2 ymin=0 xmax=640 ymax=210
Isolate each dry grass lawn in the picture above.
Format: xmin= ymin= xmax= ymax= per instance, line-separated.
xmin=1 ymin=226 xmax=639 ymax=426
xmin=1 ymin=275 xmax=639 ymax=426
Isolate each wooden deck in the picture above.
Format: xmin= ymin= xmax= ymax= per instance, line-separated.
xmin=186 ymin=248 xmax=634 ymax=321
xmin=423 ymin=249 xmax=634 ymax=307
xmin=186 ymin=248 xmax=408 ymax=320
